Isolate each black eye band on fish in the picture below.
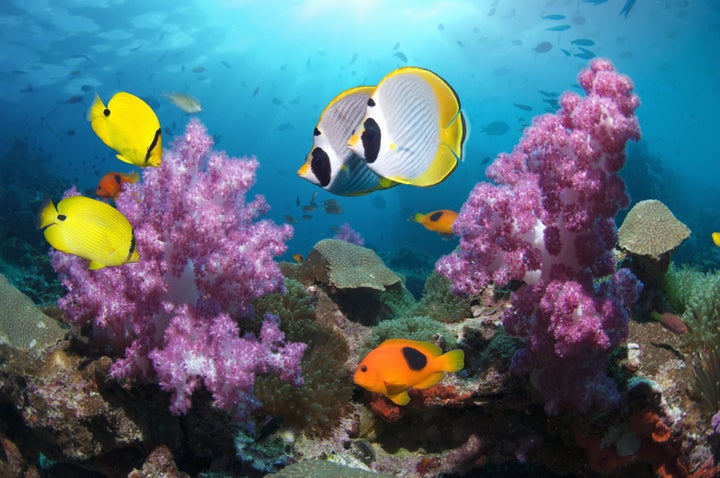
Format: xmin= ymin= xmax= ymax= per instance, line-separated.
xmin=144 ymin=128 xmax=161 ymax=166
xmin=360 ymin=118 xmax=381 ymax=163
xmin=310 ymin=147 xmax=331 ymax=187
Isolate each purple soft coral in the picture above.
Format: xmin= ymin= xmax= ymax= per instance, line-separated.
xmin=437 ymin=59 xmax=642 ymax=414
xmin=333 ymin=222 xmax=365 ymax=246
xmin=51 ymin=118 xmax=304 ymax=419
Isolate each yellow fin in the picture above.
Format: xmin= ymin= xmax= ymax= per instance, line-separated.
xmin=713 ymin=232 xmax=720 ymax=247
xmin=413 ymin=371 xmax=445 ymax=390
xmin=126 ymin=171 xmax=140 ymax=183
xmin=88 ymin=261 xmax=106 ymax=270
xmin=88 ymin=94 xmax=113 ymax=148
xmin=436 ymin=348 xmax=465 ymax=373
xmin=387 ymin=390 xmax=411 ymax=406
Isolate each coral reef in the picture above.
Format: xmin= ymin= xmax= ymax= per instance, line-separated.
xmin=253 ymin=279 xmax=353 ymax=437
xmin=49 ymin=118 xmax=304 ymax=421
xmin=0 ymin=274 xmax=67 ymax=352
xmin=438 ymin=59 xmax=642 ymax=414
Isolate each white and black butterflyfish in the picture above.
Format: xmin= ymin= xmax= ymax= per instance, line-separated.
xmin=347 ymin=67 xmax=467 ymax=187
xmin=298 ymin=86 xmax=397 ymax=196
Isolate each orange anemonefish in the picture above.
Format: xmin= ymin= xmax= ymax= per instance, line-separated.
xmin=412 ymin=209 xmax=458 ymax=235
xmin=96 ymin=171 xmax=140 ymax=199
xmin=353 ymin=338 xmax=464 ymax=405
xmin=292 ymin=253 xmax=304 ymax=263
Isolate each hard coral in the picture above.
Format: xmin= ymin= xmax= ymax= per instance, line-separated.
xmin=51 ymin=118 xmax=304 ymax=421
xmin=438 ymin=59 xmax=642 ymax=414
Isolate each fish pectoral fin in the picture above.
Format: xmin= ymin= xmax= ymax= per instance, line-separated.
xmin=387 ymin=391 xmax=411 ymax=406
xmin=412 ymin=371 xmax=445 ymax=390
xmin=88 ymin=260 xmax=106 ymax=270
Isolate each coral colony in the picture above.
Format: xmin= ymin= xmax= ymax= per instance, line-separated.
xmin=438 ymin=59 xmax=643 ymax=414
xmin=51 ymin=118 xmax=305 ymax=420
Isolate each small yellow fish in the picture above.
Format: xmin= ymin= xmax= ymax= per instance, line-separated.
xmin=713 ymin=232 xmax=720 ymax=247
xmin=353 ymin=338 xmax=464 ymax=405
xmin=89 ymin=92 xmax=162 ymax=167
xmin=162 ymin=91 xmax=202 ymax=114
xmin=38 ymin=196 xmax=139 ymax=269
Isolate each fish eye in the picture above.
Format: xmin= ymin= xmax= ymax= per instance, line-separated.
xmin=103 ymin=108 xmax=110 ymax=117
xmin=360 ymin=365 xmax=367 ymax=372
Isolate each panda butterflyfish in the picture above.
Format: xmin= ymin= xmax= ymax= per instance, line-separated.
xmin=353 ymin=338 xmax=464 ymax=406
xmin=298 ymin=86 xmax=398 ymax=196
xmin=96 ymin=171 xmax=140 ymax=199
xmin=38 ymin=196 xmax=139 ymax=270
xmin=412 ymin=209 xmax=458 ymax=235
xmin=88 ymin=91 xmax=162 ymax=167
xmin=713 ymin=232 xmax=720 ymax=247
xmin=347 ymin=66 xmax=467 ymax=187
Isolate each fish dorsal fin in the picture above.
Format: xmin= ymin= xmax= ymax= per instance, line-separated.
xmin=382 ymin=338 xmax=442 ymax=357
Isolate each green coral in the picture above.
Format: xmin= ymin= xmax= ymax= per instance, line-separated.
xmin=254 ymin=279 xmax=352 ymax=436
xmin=410 ymin=272 xmax=471 ymax=323
xmin=358 ymin=315 xmax=456 ymax=359
xmin=660 ymin=263 xmax=720 ymax=411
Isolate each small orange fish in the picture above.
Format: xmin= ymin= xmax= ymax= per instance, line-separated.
xmin=96 ymin=171 xmax=140 ymax=199
xmin=292 ymin=253 xmax=304 ymax=263
xmin=353 ymin=338 xmax=464 ymax=405
xmin=412 ymin=209 xmax=458 ymax=235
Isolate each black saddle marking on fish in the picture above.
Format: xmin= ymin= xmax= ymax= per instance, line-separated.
xmin=125 ymin=231 xmax=137 ymax=262
xmin=310 ymin=147 xmax=331 ymax=187
xmin=367 ymin=98 xmax=376 ymax=107
xmin=360 ymin=118 xmax=380 ymax=164
xmin=144 ymin=128 xmax=162 ymax=165
xmin=429 ymin=211 xmax=443 ymax=222
xmin=114 ymin=174 xmax=122 ymax=184
xmin=402 ymin=346 xmax=427 ymax=371
xmin=314 ymin=127 xmax=320 ymax=136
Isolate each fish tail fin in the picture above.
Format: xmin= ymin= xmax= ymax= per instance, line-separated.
xmin=713 ymin=232 xmax=720 ymax=247
xmin=37 ymin=197 xmax=57 ymax=230
xmin=126 ymin=171 xmax=140 ymax=183
xmin=437 ymin=349 xmax=464 ymax=373
xmin=413 ymin=212 xmax=425 ymax=224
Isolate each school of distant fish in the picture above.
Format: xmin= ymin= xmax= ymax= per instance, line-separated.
xmin=297 ymin=66 xmax=467 ymax=196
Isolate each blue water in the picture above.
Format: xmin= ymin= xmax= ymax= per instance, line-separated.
xmin=1 ymin=0 xmax=719 ymax=269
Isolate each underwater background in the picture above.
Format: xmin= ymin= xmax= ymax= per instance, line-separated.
xmin=2 ymin=1 xmax=720 ymax=477
xmin=2 ymin=0 xmax=719 ymax=289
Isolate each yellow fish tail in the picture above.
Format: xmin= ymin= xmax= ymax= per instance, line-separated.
xmin=125 ymin=170 xmax=140 ymax=183
xmin=413 ymin=212 xmax=426 ymax=224
xmin=437 ymin=348 xmax=464 ymax=373
xmin=37 ymin=198 xmax=58 ymax=230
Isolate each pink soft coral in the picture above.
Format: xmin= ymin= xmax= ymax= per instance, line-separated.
xmin=52 ymin=118 xmax=304 ymax=420
xmin=438 ymin=59 xmax=642 ymax=414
